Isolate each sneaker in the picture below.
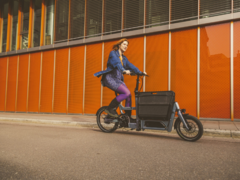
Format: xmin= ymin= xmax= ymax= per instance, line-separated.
xmin=104 ymin=108 xmax=118 ymax=118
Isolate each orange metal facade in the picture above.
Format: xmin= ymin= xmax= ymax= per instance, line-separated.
xmin=53 ymin=48 xmax=69 ymax=113
xmin=68 ymin=46 xmax=85 ymax=114
xmin=0 ymin=57 xmax=7 ymax=111
xmin=145 ymin=33 xmax=168 ymax=91
xmin=84 ymin=43 xmax=102 ymax=114
xmin=28 ymin=52 xmax=41 ymax=112
xmin=40 ymin=50 xmax=54 ymax=113
xmin=200 ymin=23 xmax=231 ymax=118
xmin=16 ymin=54 xmax=29 ymax=112
xmin=234 ymin=21 xmax=240 ymax=119
xmin=171 ymin=29 xmax=197 ymax=116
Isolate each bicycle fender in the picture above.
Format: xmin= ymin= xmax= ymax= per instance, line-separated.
xmin=174 ymin=114 xmax=189 ymax=129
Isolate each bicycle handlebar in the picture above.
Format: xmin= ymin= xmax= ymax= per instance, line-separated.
xmin=122 ymin=71 xmax=149 ymax=77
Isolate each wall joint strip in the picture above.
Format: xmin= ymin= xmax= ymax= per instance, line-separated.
xmin=83 ymin=45 xmax=86 ymax=114
xmin=52 ymin=50 xmax=56 ymax=113
xmin=26 ymin=54 xmax=31 ymax=112
xmin=5 ymin=57 xmax=9 ymax=111
xmin=197 ymin=27 xmax=200 ymax=119
xmin=15 ymin=56 xmax=20 ymax=112
xmin=101 ymin=42 xmax=104 ymax=107
xmin=66 ymin=47 xmax=71 ymax=114
xmin=38 ymin=51 xmax=43 ymax=113
xmin=230 ymin=21 xmax=234 ymax=121
xmin=168 ymin=32 xmax=171 ymax=90
xmin=143 ymin=35 xmax=146 ymax=92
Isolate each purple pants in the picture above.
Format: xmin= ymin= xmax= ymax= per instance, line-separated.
xmin=115 ymin=84 xmax=131 ymax=107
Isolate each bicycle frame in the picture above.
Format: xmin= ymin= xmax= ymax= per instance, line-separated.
xmin=118 ymin=74 xmax=190 ymax=132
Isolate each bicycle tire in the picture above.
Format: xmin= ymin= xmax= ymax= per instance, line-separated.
xmin=96 ymin=106 xmax=119 ymax=133
xmin=175 ymin=115 xmax=203 ymax=142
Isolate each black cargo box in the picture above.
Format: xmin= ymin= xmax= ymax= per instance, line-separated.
xmin=137 ymin=91 xmax=175 ymax=121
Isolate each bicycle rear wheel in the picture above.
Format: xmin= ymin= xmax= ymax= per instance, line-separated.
xmin=96 ymin=106 xmax=119 ymax=133
xmin=175 ymin=115 xmax=203 ymax=142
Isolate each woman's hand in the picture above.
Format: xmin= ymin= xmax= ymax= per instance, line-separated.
xmin=142 ymin=72 xmax=147 ymax=75
xmin=123 ymin=70 xmax=131 ymax=75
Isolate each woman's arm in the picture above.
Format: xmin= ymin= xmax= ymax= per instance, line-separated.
xmin=125 ymin=58 xmax=142 ymax=74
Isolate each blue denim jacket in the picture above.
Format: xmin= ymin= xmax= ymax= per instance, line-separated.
xmin=94 ymin=50 xmax=142 ymax=78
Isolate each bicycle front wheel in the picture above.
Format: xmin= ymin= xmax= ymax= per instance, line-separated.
xmin=175 ymin=115 xmax=203 ymax=142
xmin=96 ymin=106 xmax=119 ymax=133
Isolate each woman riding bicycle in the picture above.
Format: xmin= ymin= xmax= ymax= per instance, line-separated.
xmin=94 ymin=38 xmax=147 ymax=120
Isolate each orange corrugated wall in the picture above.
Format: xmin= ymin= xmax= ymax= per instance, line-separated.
xmin=234 ymin=21 xmax=240 ymax=119
xmin=0 ymin=57 xmax=8 ymax=111
xmin=102 ymin=40 xmax=118 ymax=107
xmin=171 ymin=29 xmax=197 ymax=116
xmin=68 ymin=46 xmax=85 ymax=114
xmin=40 ymin=50 xmax=54 ymax=113
xmin=146 ymin=33 xmax=168 ymax=91
xmin=28 ymin=52 xmax=41 ymax=112
xmin=54 ymin=48 xmax=69 ymax=113
xmin=16 ymin=54 xmax=29 ymax=112
xmin=124 ymin=37 xmax=144 ymax=115
xmin=200 ymin=23 xmax=230 ymax=118
xmin=6 ymin=56 xmax=18 ymax=111
xmin=85 ymin=43 xmax=102 ymax=114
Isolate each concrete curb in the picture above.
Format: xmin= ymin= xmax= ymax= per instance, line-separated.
xmin=0 ymin=118 xmax=240 ymax=138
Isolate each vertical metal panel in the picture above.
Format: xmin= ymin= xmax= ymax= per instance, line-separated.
xmin=5 ymin=57 xmax=9 ymax=111
xmin=15 ymin=56 xmax=19 ymax=112
xmin=28 ymin=52 xmax=41 ymax=112
xmin=233 ymin=21 xmax=240 ymax=119
xmin=168 ymin=31 xmax=171 ymax=90
xmin=40 ymin=50 xmax=54 ymax=113
xmin=83 ymin=45 xmax=86 ymax=113
xmin=53 ymin=48 xmax=69 ymax=113
xmin=0 ymin=57 xmax=8 ymax=111
xmin=102 ymin=40 xmax=118 ymax=107
xmin=16 ymin=54 xmax=29 ymax=112
xmin=124 ymin=37 xmax=144 ymax=115
xmin=145 ymin=33 xmax=168 ymax=92
xmin=84 ymin=43 xmax=102 ymax=114
xmin=68 ymin=46 xmax=85 ymax=114
xmin=6 ymin=2 xmax=11 ymax=52
xmin=38 ymin=51 xmax=43 ymax=112
xmin=84 ymin=0 xmax=87 ymax=37
xmin=197 ymin=27 xmax=200 ymax=119
xmin=171 ymin=28 xmax=197 ymax=116
xmin=40 ymin=0 xmax=45 ymax=46
xmin=68 ymin=0 xmax=71 ymax=40
xmin=16 ymin=0 xmax=22 ymax=50
xmin=143 ymin=35 xmax=146 ymax=92
xmin=66 ymin=47 xmax=70 ymax=113
xmin=100 ymin=42 xmax=104 ymax=107
xmin=28 ymin=0 xmax=33 ymax=48
xmin=26 ymin=54 xmax=30 ymax=111
xmin=231 ymin=21 xmax=234 ymax=120
xmin=6 ymin=56 xmax=18 ymax=112
xmin=52 ymin=50 xmax=56 ymax=112
xmin=200 ymin=23 xmax=231 ymax=119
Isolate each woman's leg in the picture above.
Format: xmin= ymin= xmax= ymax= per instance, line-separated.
xmin=115 ymin=84 xmax=131 ymax=103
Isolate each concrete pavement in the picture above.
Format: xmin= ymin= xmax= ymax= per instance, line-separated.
xmin=0 ymin=112 xmax=240 ymax=138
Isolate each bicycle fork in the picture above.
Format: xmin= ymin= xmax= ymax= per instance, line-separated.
xmin=175 ymin=102 xmax=190 ymax=131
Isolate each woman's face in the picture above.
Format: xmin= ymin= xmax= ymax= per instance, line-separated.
xmin=119 ymin=41 xmax=128 ymax=52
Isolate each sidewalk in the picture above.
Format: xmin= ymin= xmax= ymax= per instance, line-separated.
xmin=0 ymin=112 xmax=240 ymax=138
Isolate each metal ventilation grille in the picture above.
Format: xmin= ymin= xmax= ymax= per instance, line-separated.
xmin=70 ymin=0 xmax=85 ymax=40
xmin=124 ymin=0 xmax=144 ymax=31
xmin=234 ymin=0 xmax=240 ymax=13
xmin=171 ymin=0 xmax=198 ymax=23
xmin=200 ymin=0 xmax=231 ymax=18
xmin=146 ymin=0 xmax=169 ymax=27
xmin=104 ymin=0 xmax=122 ymax=35
xmin=86 ymin=0 xmax=102 ymax=37
xmin=55 ymin=0 xmax=69 ymax=42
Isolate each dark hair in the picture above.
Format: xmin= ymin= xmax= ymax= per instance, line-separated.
xmin=112 ymin=38 xmax=129 ymax=50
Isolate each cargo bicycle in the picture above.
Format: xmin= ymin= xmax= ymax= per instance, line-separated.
xmin=96 ymin=73 xmax=203 ymax=142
